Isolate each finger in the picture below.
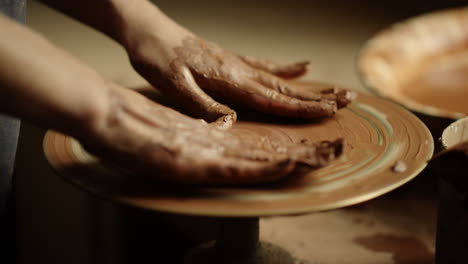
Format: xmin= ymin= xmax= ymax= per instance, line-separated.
xmin=256 ymin=72 xmax=324 ymax=101
xmin=207 ymin=158 xmax=296 ymax=185
xmin=316 ymin=86 xmax=358 ymax=108
xmin=177 ymin=67 xmax=237 ymax=128
xmin=133 ymin=140 xmax=294 ymax=185
xmin=219 ymin=138 xmax=344 ymax=184
xmin=288 ymin=138 xmax=344 ymax=167
xmin=141 ymin=139 xmax=344 ymax=185
xmin=174 ymin=158 xmax=297 ymax=185
xmin=223 ymin=138 xmax=343 ymax=168
xmin=213 ymin=78 xmax=337 ymax=119
xmin=164 ymin=66 xmax=237 ymax=129
xmin=132 ymin=59 xmax=237 ymax=128
xmin=239 ymin=55 xmax=309 ymax=79
xmin=210 ymin=112 xmax=237 ymax=130
xmin=256 ymin=73 xmax=357 ymax=108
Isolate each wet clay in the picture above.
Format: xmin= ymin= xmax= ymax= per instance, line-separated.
xmin=355 ymin=234 xmax=434 ymax=264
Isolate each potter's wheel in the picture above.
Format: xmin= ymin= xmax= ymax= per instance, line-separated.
xmin=43 ymin=86 xmax=433 ymax=217
xmin=43 ymin=82 xmax=433 ymax=263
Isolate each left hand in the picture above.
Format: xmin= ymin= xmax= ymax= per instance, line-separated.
xmin=125 ymin=17 xmax=355 ymax=129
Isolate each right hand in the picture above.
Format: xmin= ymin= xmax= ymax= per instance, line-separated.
xmin=81 ymin=84 xmax=343 ymax=185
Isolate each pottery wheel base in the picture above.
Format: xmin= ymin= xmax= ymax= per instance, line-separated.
xmin=184 ymin=217 xmax=295 ymax=264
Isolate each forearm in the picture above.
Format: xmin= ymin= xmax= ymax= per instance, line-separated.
xmin=37 ymin=0 xmax=184 ymax=49
xmin=0 ymin=14 xmax=109 ymax=137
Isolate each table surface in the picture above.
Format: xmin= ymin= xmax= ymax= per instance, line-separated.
xmin=16 ymin=0 xmax=463 ymax=263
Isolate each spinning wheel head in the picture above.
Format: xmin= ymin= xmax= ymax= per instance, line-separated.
xmin=43 ymin=85 xmax=433 ymax=217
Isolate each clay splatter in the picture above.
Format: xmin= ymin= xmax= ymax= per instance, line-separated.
xmin=354 ymin=233 xmax=434 ymax=264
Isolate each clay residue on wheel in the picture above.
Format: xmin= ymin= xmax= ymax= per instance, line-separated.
xmin=354 ymin=234 xmax=434 ymax=264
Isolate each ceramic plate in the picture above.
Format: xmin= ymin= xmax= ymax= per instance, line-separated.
xmin=43 ymin=83 xmax=433 ymax=217
xmin=358 ymin=7 xmax=468 ymax=119
xmin=442 ymin=116 xmax=468 ymax=149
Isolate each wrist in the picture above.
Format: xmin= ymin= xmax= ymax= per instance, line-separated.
xmin=55 ymin=77 xmax=113 ymax=141
xmin=39 ymin=0 xmax=186 ymax=50
xmin=112 ymin=1 xmax=192 ymax=52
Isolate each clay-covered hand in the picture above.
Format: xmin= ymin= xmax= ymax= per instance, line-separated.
xmin=126 ymin=21 xmax=355 ymax=129
xmin=81 ymin=86 xmax=343 ymax=185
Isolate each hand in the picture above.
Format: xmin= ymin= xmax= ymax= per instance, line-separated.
xmin=126 ymin=20 xmax=355 ymax=129
xmin=80 ymin=85 xmax=343 ymax=185
xmin=0 ymin=2 xmax=345 ymax=185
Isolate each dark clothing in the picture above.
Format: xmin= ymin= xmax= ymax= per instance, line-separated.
xmin=0 ymin=0 xmax=26 ymax=21
xmin=0 ymin=115 xmax=20 ymax=264
xmin=1 ymin=0 xmax=26 ymax=263
xmin=0 ymin=115 xmax=19 ymax=228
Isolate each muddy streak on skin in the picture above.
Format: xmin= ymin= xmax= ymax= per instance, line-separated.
xmin=354 ymin=234 xmax=434 ymax=264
